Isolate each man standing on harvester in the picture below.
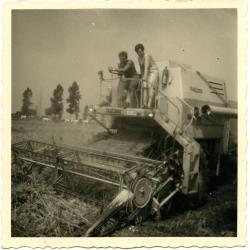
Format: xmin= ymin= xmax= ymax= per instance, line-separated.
xmin=109 ymin=51 xmax=139 ymax=108
xmin=135 ymin=43 xmax=159 ymax=109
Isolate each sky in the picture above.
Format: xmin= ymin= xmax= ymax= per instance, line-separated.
xmin=11 ymin=9 xmax=237 ymax=116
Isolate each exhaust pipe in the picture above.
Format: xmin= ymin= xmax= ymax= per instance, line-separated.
xmin=201 ymin=105 xmax=237 ymax=119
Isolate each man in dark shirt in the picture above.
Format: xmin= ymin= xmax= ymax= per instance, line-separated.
xmin=109 ymin=51 xmax=139 ymax=108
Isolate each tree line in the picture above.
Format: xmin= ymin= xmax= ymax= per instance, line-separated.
xmin=20 ymin=81 xmax=83 ymax=120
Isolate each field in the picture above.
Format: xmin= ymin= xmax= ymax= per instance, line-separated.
xmin=11 ymin=120 xmax=237 ymax=237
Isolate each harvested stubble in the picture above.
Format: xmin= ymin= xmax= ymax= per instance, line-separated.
xmin=11 ymin=164 xmax=99 ymax=237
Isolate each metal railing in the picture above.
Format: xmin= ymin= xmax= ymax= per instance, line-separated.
xmin=99 ymin=75 xmax=142 ymax=108
xmin=157 ymin=90 xmax=181 ymax=130
xmin=176 ymin=96 xmax=195 ymax=132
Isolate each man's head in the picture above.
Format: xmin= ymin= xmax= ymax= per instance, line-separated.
xmin=135 ymin=43 xmax=144 ymax=57
xmin=118 ymin=51 xmax=128 ymax=63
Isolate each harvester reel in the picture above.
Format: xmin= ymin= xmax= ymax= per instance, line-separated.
xmin=132 ymin=178 xmax=153 ymax=208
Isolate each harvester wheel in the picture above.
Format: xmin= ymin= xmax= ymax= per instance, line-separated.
xmin=197 ymin=150 xmax=209 ymax=203
xmin=189 ymin=150 xmax=208 ymax=207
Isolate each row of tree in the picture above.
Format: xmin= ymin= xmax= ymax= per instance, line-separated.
xmin=21 ymin=81 xmax=82 ymax=119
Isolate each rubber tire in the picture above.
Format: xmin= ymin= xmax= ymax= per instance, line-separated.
xmin=189 ymin=149 xmax=209 ymax=207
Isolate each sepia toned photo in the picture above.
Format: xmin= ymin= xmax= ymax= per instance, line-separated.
xmin=2 ymin=0 xmax=247 ymax=248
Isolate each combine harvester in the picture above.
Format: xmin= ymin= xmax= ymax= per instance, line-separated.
xmin=12 ymin=60 xmax=237 ymax=236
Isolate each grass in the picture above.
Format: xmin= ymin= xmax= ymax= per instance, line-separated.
xmin=11 ymin=120 xmax=104 ymax=146
xmin=112 ymin=183 xmax=237 ymax=237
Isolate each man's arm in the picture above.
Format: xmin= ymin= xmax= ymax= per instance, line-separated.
xmin=108 ymin=66 xmax=122 ymax=75
xmin=115 ymin=60 xmax=133 ymax=73
xmin=143 ymin=54 xmax=150 ymax=81
xmin=139 ymin=59 xmax=144 ymax=77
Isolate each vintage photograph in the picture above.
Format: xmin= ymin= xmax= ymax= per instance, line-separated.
xmin=9 ymin=6 xmax=240 ymax=242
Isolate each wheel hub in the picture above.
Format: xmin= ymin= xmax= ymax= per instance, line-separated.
xmin=133 ymin=178 xmax=153 ymax=208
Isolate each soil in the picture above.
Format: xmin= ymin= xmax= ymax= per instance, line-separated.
xmin=11 ymin=119 xmax=237 ymax=237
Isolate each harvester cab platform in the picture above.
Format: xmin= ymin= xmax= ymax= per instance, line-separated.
xmin=93 ymin=59 xmax=237 ymax=142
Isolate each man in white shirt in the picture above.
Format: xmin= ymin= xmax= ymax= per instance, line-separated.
xmin=135 ymin=43 xmax=159 ymax=109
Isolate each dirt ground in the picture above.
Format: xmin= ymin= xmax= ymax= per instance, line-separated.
xmin=11 ymin=120 xmax=237 ymax=237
